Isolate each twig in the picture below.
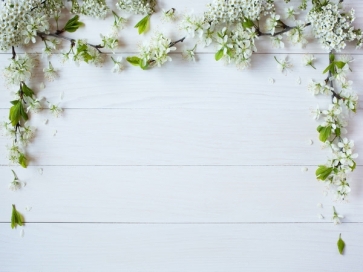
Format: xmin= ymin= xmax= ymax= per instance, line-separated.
xmin=169 ymin=37 xmax=186 ymax=47
xmin=37 ymin=32 xmax=104 ymax=53
xmin=257 ymin=23 xmax=311 ymax=37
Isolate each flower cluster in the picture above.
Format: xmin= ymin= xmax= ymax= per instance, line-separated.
xmin=63 ymin=39 xmax=104 ymax=66
xmin=137 ymin=33 xmax=176 ymax=68
xmin=80 ymin=0 xmax=109 ymax=19
xmin=215 ymin=26 xmax=258 ymax=69
xmin=3 ymin=54 xmax=35 ymax=86
xmin=116 ymin=0 xmax=156 ymax=15
xmin=204 ymin=0 xmax=275 ymax=23
xmin=313 ymin=54 xmax=359 ymax=201
xmin=0 ymin=0 xmax=63 ymax=51
xmin=308 ymin=2 xmax=363 ymax=51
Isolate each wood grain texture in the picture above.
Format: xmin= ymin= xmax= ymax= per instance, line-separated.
xmin=1 ymin=166 xmax=363 ymax=223
xmin=1 ymin=0 xmax=363 ymax=271
xmin=1 ymin=223 xmax=363 ymax=271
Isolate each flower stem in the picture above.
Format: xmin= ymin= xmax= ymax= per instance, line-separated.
xmin=169 ymin=37 xmax=186 ymax=47
xmin=11 ymin=46 xmax=16 ymax=59
xmin=37 ymin=32 xmax=104 ymax=53
xmin=257 ymin=22 xmax=311 ymax=37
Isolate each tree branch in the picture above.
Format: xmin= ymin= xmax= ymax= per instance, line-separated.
xmin=257 ymin=22 xmax=311 ymax=37
xmin=37 ymin=32 xmax=104 ymax=53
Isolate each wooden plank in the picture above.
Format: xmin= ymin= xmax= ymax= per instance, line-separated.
xmin=0 ymin=53 xmax=362 ymax=109
xmin=1 ymin=223 xmax=363 ymax=271
xmin=1 ymin=166 xmax=362 ymax=222
xmin=0 ymin=107 xmax=361 ymax=166
xmin=2 ymin=0 xmax=363 ymax=54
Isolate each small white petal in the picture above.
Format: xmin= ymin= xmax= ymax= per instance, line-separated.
xmin=44 ymin=119 xmax=48 ymax=125
xmin=297 ymin=77 xmax=301 ymax=85
xmin=38 ymin=168 xmax=43 ymax=175
xmin=307 ymin=139 xmax=313 ymax=145
xmin=53 ymin=130 xmax=57 ymax=136
xmin=20 ymin=228 xmax=24 ymax=237
xmin=301 ymin=167 xmax=308 ymax=172
xmin=318 ymin=214 xmax=324 ymax=219
xmin=317 ymin=203 xmax=323 ymax=208
xmin=60 ymin=92 xmax=64 ymax=100
xmin=268 ymin=77 xmax=275 ymax=84
xmin=25 ymin=206 xmax=32 ymax=212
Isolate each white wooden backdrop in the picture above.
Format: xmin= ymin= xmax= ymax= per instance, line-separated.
xmin=1 ymin=0 xmax=363 ymax=271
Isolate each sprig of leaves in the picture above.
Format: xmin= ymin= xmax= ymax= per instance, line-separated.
xmin=134 ymin=14 xmax=150 ymax=34
xmin=126 ymin=56 xmax=149 ymax=70
xmin=323 ymin=53 xmax=351 ymax=76
xmin=64 ymin=15 xmax=84 ymax=33
xmin=337 ymin=234 xmax=345 ymax=255
xmin=11 ymin=205 xmax=24 ymax=229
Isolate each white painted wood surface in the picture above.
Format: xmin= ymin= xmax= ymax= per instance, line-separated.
xmin=1 ymin=0 xmax=363 ymax=271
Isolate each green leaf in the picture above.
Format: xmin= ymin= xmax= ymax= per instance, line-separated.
xmin=329 ymin=53 xmax=335 ymax=62
xmin=18 ymin=154 xmax=28 ymax=168
xmin=19 ymin=102 xmax=28 ymax=122
xmin=11 ymin=204 xmax=24 ymax=229
xmin=350 ymin=161 xmax=356 ymax=171
xmin=318 ymin=126 xmax=331 ymax=142
xmin=139 ymin=61 xmax=149 ymax=70
xmin=337 ymin=234 xmax=345 ymax=255
xmin=335 ymin=127 xmax=341 ymax=137
xmin=64 ymin=15 xmax=84 ymax=33
xmin=242 ymin=18 xmax=254 ymax=29
xmin=134 ymin=14 xmax=150 ymax=35
xmin=126 ymin=56 xmax=141 ymax=66
xmin=215 ymin=49 xmax=224 ymax=61
xmin=334 ymin=61 xmax=346 ymax=69
xmin=323 ymin=64 xmax=332 ymax=74
xmin=316 ymin=165 xmax=333 ymax=180
xmin=21 ymin=82 xmax=34 ymax=97
xmin=9 ymin=100 xmax=22 ymax=126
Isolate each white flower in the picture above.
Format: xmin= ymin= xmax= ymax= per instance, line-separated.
xmin=270 ymin=35 xmax=284 ymax=49
xmin=332 ymin=206 xmax=344 ymax=225
xmin=43 ymin=61 xmax=57 ymax=81
xmin=302 ymin=54 xmax=316 ymax=69
xmin=274 ymin=56 xmax=292 ymax=75
xmin=266 ymin=13 xmax=281 ymax=35
xmin=182 ymin=45 xmax=197 ymax=62
xmin=310 ymin=105 xmax=321 ymax=120
xmin=49 ymin=104 xmax=62 ymax=117
xmin=161 ymin=8 xmax=176 ymax=22
xmin=285 ymin=6 xmax=299 ymax=20
xmin=8 ymin=170 xmax=22 ymax=191
xmin=111 ymin=56 xmax=124 ymax=73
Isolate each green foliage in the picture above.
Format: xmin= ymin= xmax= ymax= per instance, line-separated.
xmin=18 ymin=153 xmax=28 ymax=168
xmin=76 ymin=43 xmax=93 ymax=63
xmin=316 ymin=165 xmax=333 ymax=180
xmin=126 ymin=56 xmax=142 ymax=66
xmin=242 ymin=18 xmax=254 ymax=29
xmin=126 ymin=56 xmax=149 ymax=70
xmin=11 ymin=205 xmax=24 ymax=229
xmin=64 ymin=15 xmax=84 ymax=33
xmin=21 ymin=82 xmax=34 ymax=97
xmin=337 ymin=234 xmax=345 ymax=255
xmin=9 ymin=100 xmax=28 ymax=126
xmin=323 ymin=54 xmax=351 ymax=76
xmin=134 ymin=14 xmax=150 ymax=34
xmin=215 ymin=49 xmax=224 ymax=61
xmin=317 ymin=125 xmax=331 ymax=142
